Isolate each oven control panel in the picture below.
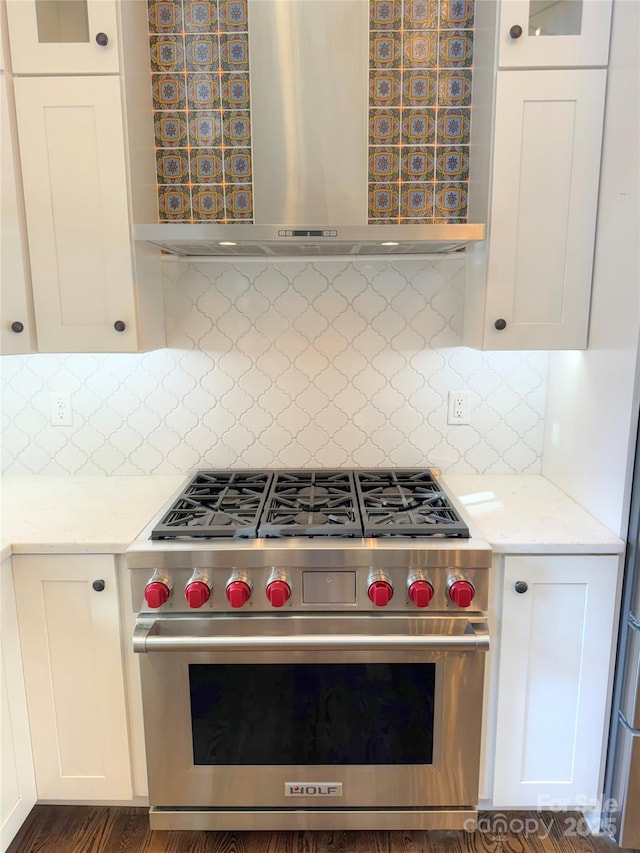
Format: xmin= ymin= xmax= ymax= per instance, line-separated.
xmin=131 ymin=564 xmax=488 ymax=614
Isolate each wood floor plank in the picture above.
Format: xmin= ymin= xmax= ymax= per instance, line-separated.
xmin=5 ymin=807 xmax=627 ymax=853
xmin=67 ymin=807 xmax=120 ymax=853
xmin=390 ymin=829 xmax=477 ymax=852
xmin=311 ymin=830 xmax=389 ymax=853
xmin=102 ymin=808 xmax=158 ymax=853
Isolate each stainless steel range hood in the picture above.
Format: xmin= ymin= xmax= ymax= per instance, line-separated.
xmin=136 ymin=0 xmax=484 ymax=258
xmin=135 ymin=223 xmax=484 ymax=257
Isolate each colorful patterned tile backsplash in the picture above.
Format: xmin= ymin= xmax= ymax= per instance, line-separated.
xmin=149 ymin=0 xmax=253 ymax=222
xmin=147 ymin=0 xmax=474 ymax=224
xmin=367 ymin=0 xmax=474 ymax=223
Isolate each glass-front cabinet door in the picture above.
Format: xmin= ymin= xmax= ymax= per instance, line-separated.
xmin=498 ymin=0 xmax=612 ymax=68
xmin=5 ymin=0 xmax=119 ymax=74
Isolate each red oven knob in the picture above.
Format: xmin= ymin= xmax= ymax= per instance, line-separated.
xmin=266 ymin=579 xmax=291 ymax=608
xmin=368 ymin=580 xmax=393 ymax=607
xmin=409 ymin=580 xmax=434 ymax=608
xmin=185 ymin=581 xmax=210 ymax=609
xmin=448 ymin=579 xmax=475 ymax=608
xmin=144 ymin=581 xmax=170 ymax=609
xmin=226 ymin=580 xmax=251 ymax=608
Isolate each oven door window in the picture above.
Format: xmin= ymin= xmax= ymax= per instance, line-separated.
xmin=189 ymin=663 xmax=435 ymax=765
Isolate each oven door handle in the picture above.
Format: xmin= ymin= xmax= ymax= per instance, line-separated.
xmin=132 ymin=620 xmax=490 ymax=653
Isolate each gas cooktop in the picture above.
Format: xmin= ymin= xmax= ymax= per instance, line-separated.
xmin=150 ymin=469 xmax=470 ymax=540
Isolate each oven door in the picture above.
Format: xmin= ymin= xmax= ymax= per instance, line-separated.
xmin=134 ymin=614 xmax=488 ymax=813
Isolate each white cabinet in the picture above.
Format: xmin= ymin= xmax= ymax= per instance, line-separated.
xmin=4 ymin=0 xmax=164 ymax=354
xmin=5 ymin=0 xmax=119 ymax=74
xmin=13 ymin=75 xmax=148 ymax=353
xmin=466 ymin=69 xmax=606 ymax=350
xmin=466 ymin=0 xmax=610 ymax=351
xmin=12 ymin=555 xmax=132 ymax=801
xmin=0 ymin=17 xmax=34 ymax=354
xmin=0 ymin=557 xmax=37 ymax=852
xmin=498 ymin=0 xmax=612 ymax=69
xmin=492 ymin=554 xmax=620 ymax=807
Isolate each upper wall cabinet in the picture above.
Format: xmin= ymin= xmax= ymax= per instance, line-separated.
xmin=498 ymin=0 xmax=612 ymax=68
xmin=5 ymin=0 xmax=119 ymax=74
xmin=14 ymin=75 xmax=152 ymax=352
xmin=0 ymin=36 xmax=34 ymax=354
xmin=3 ymin=0 xmax=164 ymax=354
xmin=466 ymin=69 xmax=606 ymax=350
xmin=465 ymin=0 xmax=611 ymax=350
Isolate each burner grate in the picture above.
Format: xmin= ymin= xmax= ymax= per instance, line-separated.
xmin=355 ymin=470 xmax=469 ymax=538
xmin=150 ymin=469 xmax=469 ymax=540
xmin=258 ymin=471 xmax=362 ymax=538
xmin=151 ymin=471 xmax=273 ymax=539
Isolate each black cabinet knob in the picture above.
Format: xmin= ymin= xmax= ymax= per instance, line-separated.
xmin=92 ymin=579 xmax=106 ymax=592
xmin=95 ymin=32 xmax=109 ymax=46
xmin=509 ymin=24 xmax=523 ymax=39
xmin=494 ymin=318 xmax=507 ymax=330
xmin=514 ymin=581 xmax=528 ymax=594
xmin=11 ymin=321 xmax=24 ymax=333
xmin=113 ymin=320 xmax=126 ymax=332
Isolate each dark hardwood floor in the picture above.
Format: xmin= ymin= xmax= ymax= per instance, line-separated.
xmin=6 ymin=806 xmax=631 ymax=853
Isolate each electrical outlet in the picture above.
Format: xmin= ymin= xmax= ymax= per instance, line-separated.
xmin=447 ymin=391 xmax=469 ymax=425
xmin=50 ymin=393 xmax=72 ymax=426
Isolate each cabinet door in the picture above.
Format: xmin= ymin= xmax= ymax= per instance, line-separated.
xmin=5 ymin=0 xmax=118 ymax=74
xmin=13 ymin=555 xmax=132 ymax=801
xmin=498 ymin=0 xmax=611 ymax=68
xmin=1 ymin=558 xmax=37 ymax=852
xmin=481 ymin=69 xmax=606 ymax=350
xmin=14 ymin=75 xmax=139 ymax=352
xmin=1 ymin=71 xmax=34 ymax=353
xmin=493 ymin=554 xmax=620 ymax=807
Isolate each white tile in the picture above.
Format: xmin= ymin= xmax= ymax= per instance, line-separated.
xmin=254 ymin=387 xmax=292 ymax=419
xmin=312 ymin=366 xmax=349 ymax=397
xmin=277 ymin=404 xmax=312 ymax=434
xmin=293 ymin=348 xmax=330 ymax=380
xmin=312 ymin=330 xmax=349 ymax=362
xmin=352 ymin=406 xmax=388 ymax=433
xmin=314 ymin=405 xmax=349 ymax=435
xmin=0 ymin=260 xmax=548 ymax=475
xmin=296 ymin=387 xmax=332 ymax=418
xmin=352 ymin=288 xmax=388 ymax=322
xmin=311 ymin=287 xmax=349 ymax=322
xmin=371 ymin=308 xmax=408 ymax=341
xmin=332 ymin=424 xmax=369 ymax=455
xmin=331 ymin=308 xmax=368 ymax=340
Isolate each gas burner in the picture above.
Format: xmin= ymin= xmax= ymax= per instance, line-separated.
xmin=151 ymin=471 xmax=273 ymax=539
xmin=355 ymin=470 xmax=469 ymax=538
xmin=150 ymin=469 xmax=469 ymax=540
xmin=258 ymin=470 xmax=362 ymax=538
xmin=377 ymin=486 xmax=413 ymax=506
xmin=296 ymin=486 xmax=330 ymax=507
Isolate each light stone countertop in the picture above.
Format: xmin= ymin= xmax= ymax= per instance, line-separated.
xmin=441 ymin=474 xmax=625 ymax=554
xmin=1 ymin=475 xmax=185 ymax=560
xmin=0 ymin=473 xmax=625 ymax=560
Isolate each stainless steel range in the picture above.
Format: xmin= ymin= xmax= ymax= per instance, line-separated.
xmin=127 ymin=469 xmax=491 ymax=831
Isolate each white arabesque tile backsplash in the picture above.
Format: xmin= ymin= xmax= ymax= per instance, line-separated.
xmin=1 ymin=259 xmax=548 ymax=475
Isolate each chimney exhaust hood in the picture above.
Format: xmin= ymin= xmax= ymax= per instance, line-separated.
xmin=136 ymin=0 xmax=484 ymax=258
